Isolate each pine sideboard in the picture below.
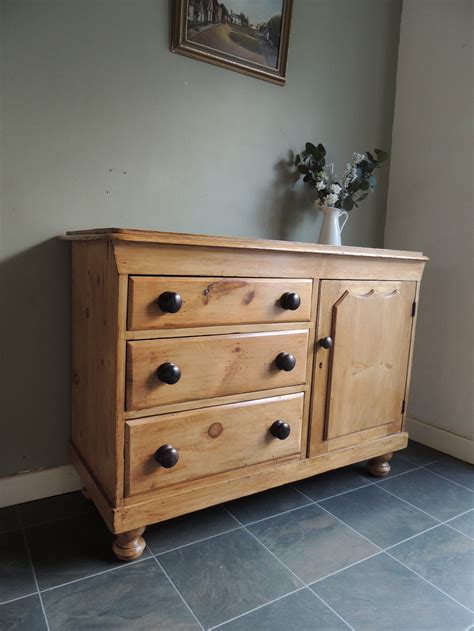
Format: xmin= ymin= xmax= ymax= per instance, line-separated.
xmin=63 ymin=228 xmax=427 ymax=560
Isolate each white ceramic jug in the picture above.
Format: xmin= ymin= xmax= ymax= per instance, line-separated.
xmin=318 ymin=206 xmax=348 ymax=246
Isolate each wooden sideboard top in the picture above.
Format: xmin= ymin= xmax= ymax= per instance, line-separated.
xmin=62 ymin=227 xmax=427 ymax=261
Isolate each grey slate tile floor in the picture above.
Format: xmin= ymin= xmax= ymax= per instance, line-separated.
xmin=0 ymin=442 xmax=472 ymax=630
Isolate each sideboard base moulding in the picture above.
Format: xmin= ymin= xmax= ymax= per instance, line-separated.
xmin=62 ymin=228 xmax=427 ymax=561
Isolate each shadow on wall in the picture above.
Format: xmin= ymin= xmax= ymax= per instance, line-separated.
xmin=262 ymin=151 xmax=317 ymax=241
xmin=0 ymin=239 xmax=71 ymax=477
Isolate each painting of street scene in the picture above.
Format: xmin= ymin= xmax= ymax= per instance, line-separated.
xmin=185 ymin=0 xmax=286 ymax=69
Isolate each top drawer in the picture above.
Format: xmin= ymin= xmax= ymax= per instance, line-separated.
xmin=127 ymin=276 xmax=313 ymax=330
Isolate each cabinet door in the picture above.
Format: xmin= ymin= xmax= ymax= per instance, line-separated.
xmin=310 ymin=280 xmax=416 ymax=453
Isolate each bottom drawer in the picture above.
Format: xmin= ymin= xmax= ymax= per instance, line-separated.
xmin=125 ymin=392 xmax=304 ymax=496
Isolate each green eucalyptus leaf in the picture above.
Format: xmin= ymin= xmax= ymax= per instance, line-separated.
xmin=349 ymin=182 xmax=360 ymax=193
xmin=343 ymin=197 xmax=354 ymax=211
xmin=317 ymin=143 xmax=326 ymax=156
xmin=375 ymin=149 xmax=389 ymax=162
xmin=295 ymin=154 xmax=301 ymax=165
xmin=366 ymin=151 xmax=375 ymax=163
xmin=297 ymin=164 xmax=309 ymax=174
xmin=360 ymin=180 xmax=370 ymax=191
xmin=303 ymin=174 xmax=312 ymax=183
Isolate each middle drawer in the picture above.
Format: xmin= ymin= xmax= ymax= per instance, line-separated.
xmin=126 ymin=329 xmax=309 ymax=411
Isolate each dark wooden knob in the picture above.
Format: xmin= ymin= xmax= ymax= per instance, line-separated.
xmin=154 ymin=444 xmax=179 ymax=468
xmin=158 ymin=291 xmax=182 ymax=313
xmin=319 ymin=336 xmax=333 ymax=350
xmin=275 ymin=352 xmax=296 ymax=371
xmin=270 ymin=420 xmax=291 ymax=440
xmin=280 ymin=292 xmax=301 ymax=311
xmin=156 ymin=362 xmax=181 ymax=384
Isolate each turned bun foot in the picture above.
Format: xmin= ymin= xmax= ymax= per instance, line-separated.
xmin=81 ymin=487 xmax=91 ymax=501
xmin=367 ymin=452 xmax=393 ymax=477
xmin=113 ymin=527 xmax=146 ymax=561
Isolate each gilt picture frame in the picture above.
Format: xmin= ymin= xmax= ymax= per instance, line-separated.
xmin=172 ymin=0 xmax=293 ymax=85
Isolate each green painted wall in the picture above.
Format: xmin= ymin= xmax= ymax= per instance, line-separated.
xmin=0 ymin=0 xmax=401 ymax=477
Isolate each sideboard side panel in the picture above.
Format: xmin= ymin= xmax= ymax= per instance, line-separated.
xmin=71 ymin=241 xmax=124 ymax=505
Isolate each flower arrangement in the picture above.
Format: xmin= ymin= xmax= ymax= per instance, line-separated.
xmin=294 ymin=142 xmax=389 ymax=211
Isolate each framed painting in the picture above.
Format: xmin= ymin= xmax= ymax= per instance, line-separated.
xmin=172 ymin=0 xmax=293 ymax=85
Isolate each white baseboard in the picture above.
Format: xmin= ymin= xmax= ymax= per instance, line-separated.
xmin=406 ymin=417 xmax=474 ymax=464
xmin=0 ymin=465 xmax=82 ymax=508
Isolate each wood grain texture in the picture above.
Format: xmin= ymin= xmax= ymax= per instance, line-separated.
xmin=112 ymin=242 xmax=426 ymax=281
xmin=126 ymin=329 xmax=309 ymax=411
xmin=66 ymin=230 xmax=426 ymax=540
xmin=72 ymin=432 xmax=408 ymax=533
xmin=70 ymin=241 xmax=125 ymax=504
xmin=125 ymin=393 xmax=304 ymax=496
xmin=125 ymin=320 xmax=312 ymax=341
xmin=69 ymin=444 xmax=115 ymax=531
xmin=62 ymin=227 xmax=427 ymax=261
xmin=115 ymin=433 xmax=409 ymax=531
xmin=124 ymin=383 xmax=309 ymax=420
xmin=309 ymin=281 xmax=416 ymax=455
xmin=128 ymin=276 xmax=312 ymax=330
xmin=325 ymin=282 xmax=416 ymax=439
xmin=112 ymin=527 xmax=146 ymax=561
xmin=401 ymin=282 xmax=421 ymax=431
xmin=367 ymin=452 xmax=393 ymax=477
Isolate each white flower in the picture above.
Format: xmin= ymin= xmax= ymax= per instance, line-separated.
xmin=316 ymin=180 xmax=326 ymax=191
xmin=353 ymin=152 xmax=366 ymax=164
xmin=323 ymin=193 xmax=339 ymax=207
xmin=330 ymin=183 xmax=341 ymax=194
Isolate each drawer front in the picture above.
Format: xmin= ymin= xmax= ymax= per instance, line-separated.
xmin=126 ymin=329 xmax=309 ymax=411
xmin=128 ymin=276 xmax=313 ymax=330
xmin=125 ymin=393 xmax=304 ymax=495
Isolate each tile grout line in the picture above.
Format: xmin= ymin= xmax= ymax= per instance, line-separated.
xmin=220 ymin=475 xmax=473 ymax=628
xmin=2 ymin=452 xmax=469 ymax=623
xmin=38 ymin=555 xmax=151 ymax=594
xmin=419 ymin=466 xmax=474 ymax=493
xmin=308 ymin=551 xmax=384 ymax=586
xmin=151 ymin=553 xmax=205 ymax=631
xmin=5 ymin=475 xmax=469 ymax=606
xmin=294 ymin=486 xmax=385 ymax=553
xmin=221 ymin=506 xmax=306 ymax=587
xmin=154 ymin=525 xmax=243 ymax=557
xmin=292 ymin=485 xmax=318 ymax=503
xmin=368 ymin=458 xmax=450 ymax=484
xmin=309 ymin=591 xmax=354 ymax=630
xmin=293 ymin=481 xmax=474 ymax=607
xmin=315 ymin=503 xmax=384 ymax=552
xmin=221 ymin=505 xmax=355 ymax=631
xmin=0 ymin=592 xmax=39 ymax=608
xmin=370 ymin=462 xmax=427 ymax=482
xmin=242 ymin=501 xmax=314 ymax=527
xmin=383 ymin=523 xmax=443 ymax=551
xmin=207 ymin=586 xmax=308 ymax=630
xmin=374 ymin=483 xmax=443 ymax=522
xmin=314 ymin=481 xmax=472 ymax=551
xmin=17 ymin=509 xmax=51 ymax=631
xmin=291 ymin=481 xmax=374 ymax=504
xmin=385 ymin=550 xmax=474 ymax=614
xmin=444 ymin=508 xmax=474 ymax=523
xmin=444 ymin=523 xmax=474 ymax=541
xmin=294 ymin=475 xmax=474 ymax=599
